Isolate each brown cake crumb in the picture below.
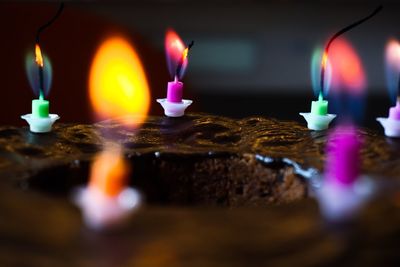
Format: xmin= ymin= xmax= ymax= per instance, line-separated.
xmin=153 ymin=154 xmax=307 ymax=206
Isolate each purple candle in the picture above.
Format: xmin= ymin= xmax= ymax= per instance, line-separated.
xmin=164 ymin=29 xmax=193 ymax=103
xmin=389 ymin=100 xmax=400 ymax=120
xmin=325 ymin=126 xmax=362 ymax=186
xmin=167 ymin=77 xmax=183 ymax=103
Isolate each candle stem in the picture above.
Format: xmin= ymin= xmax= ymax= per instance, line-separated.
xmin=318 ymin=91 xmax=323 ymax=101
xmin=174 ymin=75 xmax=178 ymax=83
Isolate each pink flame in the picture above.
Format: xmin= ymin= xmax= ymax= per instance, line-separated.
xmin=165 ymin=29 xmax=188 ymax=80
xmin=329 ymin=38 xmax=366 ymax=95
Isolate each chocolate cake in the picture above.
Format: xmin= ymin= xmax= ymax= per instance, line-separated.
xmin=0 ymin=113 xmax=400 ymax=266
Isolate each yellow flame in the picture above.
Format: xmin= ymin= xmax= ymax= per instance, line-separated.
xmin=35 ymin=44 xmax=44 ymax=67
xmin=89 ymin=144 xmax=129 ymax=196
xmin=89 ymin=36 xmax=150 ymax=127
xmin=321 ymin=52 xmax=328 ymax=69
xmin=182 ymin=47 xmax=189 ymax=61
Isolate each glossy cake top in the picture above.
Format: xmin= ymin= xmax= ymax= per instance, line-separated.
xmin=0 ymin=113 xmax=398 ymax=180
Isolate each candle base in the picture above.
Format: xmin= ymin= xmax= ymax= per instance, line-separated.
xmin=73 ymin=186 xmax=141 ymax=231
xmin=316 ymin=177 xmax=374 ymax=222
xmin=21 ymin=114 xmax=60 ymax=133
xmin=299 ymin=112 xmax=336 ymax=130
xmin=376 ymin=117 xmax=400 ymax=137
xmin=157 ymin=98 xmax=193 ymax=117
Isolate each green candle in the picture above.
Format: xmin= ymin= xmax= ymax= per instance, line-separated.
xmin=32 ymin=96 xmax=49 ymax=118
xmin=311 ymin=92 xmax=328 ymax=115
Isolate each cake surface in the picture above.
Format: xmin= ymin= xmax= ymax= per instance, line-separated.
xmin=0 ymin=113 xmax=400 ymax=266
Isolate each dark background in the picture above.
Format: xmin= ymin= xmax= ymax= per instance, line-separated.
xmin=0 ymin=1 xmax=398 ymax=129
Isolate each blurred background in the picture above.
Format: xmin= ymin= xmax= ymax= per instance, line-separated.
xmin=0 ymin=0 xmax=398 ymax=128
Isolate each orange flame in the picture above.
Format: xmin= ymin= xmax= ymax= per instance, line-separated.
xmin=329 ymin=38 xmax=366 ymax=94
xmin=321 ymin=52 xmax=328 ymax=69
xmin=89 ymin=36 xmax=150 ymax=127
xmin=89 ymin=145 xmax=129 ymax=196
xmin=35 ymin=44 xmax=44 ymax=67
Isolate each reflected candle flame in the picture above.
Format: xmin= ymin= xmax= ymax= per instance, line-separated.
xmin=89 ymin=144 xmax=129 ymax=197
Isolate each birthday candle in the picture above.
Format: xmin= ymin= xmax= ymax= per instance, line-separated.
xmin=157 ymin=29 xmax=194 ymax=117
xmin=377 ymin=39 xmax=400 ymax=137
xmin=21 ymin=3 xmax=64 ymax=133
xmin=300 ymin=5 xmax=382 ymax=131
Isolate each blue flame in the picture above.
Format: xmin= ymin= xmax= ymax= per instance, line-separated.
xmin=385 ymin=39 xmax=400 ymax=105
xmin=385 ymin=65 xmax=398 ymax=104
xmin=311 ymin=46 xmax=331 ymax=98
xmin=25 ymin=52 xmax=52 ymax=98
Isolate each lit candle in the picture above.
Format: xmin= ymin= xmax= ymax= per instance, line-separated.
xmin=377 ymin=39 xmax=400 ymax=137
xmin=300 ymin=49 xmax=336 ymax=130
xmin=21 ymin=3 xmax=64 ymax=133
xmin=300 ymin=5 xmax=382 ymax=130
xmin=32 ymin=44 xmax=50 ymax=118
xmin=157 ymin=29 xmax=194 ymax=117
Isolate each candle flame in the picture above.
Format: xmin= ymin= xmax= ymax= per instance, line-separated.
xmin=89 ymin=36 xmax=150 ymax=127
xmin=26 ymin=46 xmax=52 ymax=98
xmin=329 ymin=38 xmax=366 ymax=95
xmin=385 ymin=38 xmax=400 ymax=103
xmin=89 ymin=144 xmax=129 ymax=197
xmin=321 ymin=52 xmax=328 ymax=69
xmin=165 ymin=29 xmax=190 ymax=80
xmin=311 ymin=47 xmax=332 ymax=97
xmin=35 ymin=44 xmax=44 ymax=67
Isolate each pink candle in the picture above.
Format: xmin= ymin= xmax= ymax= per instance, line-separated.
xmin=325 ymin=126 xmax=362 ymax=186
xmin=167 ymin=77 xmax=183 ymax=103
xmin=389 ymin=100 xmax=400 ymax=120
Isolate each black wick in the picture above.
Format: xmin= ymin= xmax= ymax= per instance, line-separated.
xmin=320 ymin=5 xmax=382 ymax=97
xmin=35 ymin=3 xmax=64 ymax=98
xmin=175 ymin=40 xmax=194 ymax=79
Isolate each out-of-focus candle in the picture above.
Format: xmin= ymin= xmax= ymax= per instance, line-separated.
xmin=377 ymin=99 xmax=400 ymax=137
xmin=389 ymin=99 xmax=400 ymax=120
xmin=325 ymin=126 xmax=361 ymax=186
xmin=377 ymin=39 xmax=400 ymax=137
